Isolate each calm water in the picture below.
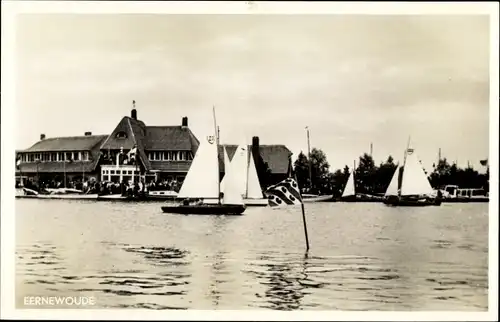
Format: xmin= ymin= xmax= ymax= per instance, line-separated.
xmin=15 ymin=200 xmax=488 ymax=310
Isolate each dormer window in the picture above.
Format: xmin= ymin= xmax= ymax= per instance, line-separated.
xmin=116 ymin=131 xmax=127 ymax=139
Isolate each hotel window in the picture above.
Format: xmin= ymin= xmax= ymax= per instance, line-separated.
xmin=161 ymin=152 xmax=166 ymax=160
xmin=83 ymin=152 xmax=89 ymax=161
xmin=172 ymin=151 xmax=178 ymax=161
xmin=73 ymin=152 xmax=80 ymax=161
xmin=51 ymin=152 xmax=57 ymax=162
xmin=116 ymin=131 xmax=127 ymax=139
xmin=110 ymin=170 xmax=115 ymax=175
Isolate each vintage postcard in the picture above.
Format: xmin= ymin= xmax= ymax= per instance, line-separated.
xmin=1 ymin=1 xmax=498 ymax=321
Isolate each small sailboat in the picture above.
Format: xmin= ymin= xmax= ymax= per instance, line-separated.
xmin=383 ymin=143 xmax=441 ymax=207
xmin=222 ymin=144 xmax=268 ymax=207
xmin=339 ymin=161 xmax=357 ymax=202
xmin=161 ymin=108 xmax=246 ymax=215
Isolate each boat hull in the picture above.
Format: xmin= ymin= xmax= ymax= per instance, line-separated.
xmin=243 ymin=198 xmax=269 ymax=207
xmin=442 ymin=197 xmax=489 ymax=203
xmin=337 ymin=194 xmax=383 ymax=203
xmin=37 ymin=194 xmax=98 ymax=200
xmin=147 ymin=191 xmax=178 ymax=200
xmin=302 ymin=195 xmax=333 ymax=203
xmin=161 ymin=204 xmax=246 ymax=215
xmin=383 ymin=196 xmax=442 ymax=207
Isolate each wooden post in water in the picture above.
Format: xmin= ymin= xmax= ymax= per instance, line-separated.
xmin=300 ymin=202 xmax=310 ymax=252
xmin=294 ymin=166 xmax=310 ymax=251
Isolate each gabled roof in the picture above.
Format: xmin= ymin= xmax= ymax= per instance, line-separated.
xmin=23 ymin=135 xmax=108 ymax=152
xmin=145 ymin=126 xmax=200 ymax=151
xmin=100 ymin=117 xmax=142 ymax=150
xmin=218 ymin=144 xmax=292 ymax=174
xmin=100 ymin=116 xmax=151 ymax=170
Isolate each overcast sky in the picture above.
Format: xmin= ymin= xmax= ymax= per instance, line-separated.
xmin=15 ymin=14 xmax=490 ymax=172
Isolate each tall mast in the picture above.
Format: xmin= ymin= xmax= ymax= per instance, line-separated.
xmin=306 ymin=126 xmax=312 ymax=190
xmin=213 ymin=106 xmax=221 ymax=204
xmin=399 ymin=136 xmax=411 ymax=197
xmin=245 ymin=143 xmax=250 ymax=198
xmin=353 ymin=159 xmax=356 ymax=193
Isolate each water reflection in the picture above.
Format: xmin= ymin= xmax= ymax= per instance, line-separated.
xmin=15 ymin=200 xmax=489 ymax=310
xmin=246 ymin=251 xmax=315 ymax=310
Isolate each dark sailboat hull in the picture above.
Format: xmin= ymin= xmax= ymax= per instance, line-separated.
xmin=383 ymin=196 xmax=442 ymax=207
xmin=337 ymin=194 xmax=384 ymax=203
xmin=161 ymin=204 xmax=246 ymax=215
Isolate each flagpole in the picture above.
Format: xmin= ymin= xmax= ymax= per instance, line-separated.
xmin=293 ymin=157 xmax=310 ymax=251
xmin=213 ymin=106 xmax=221 ymax=205
xmin=64 ymin=154 xmax=67 ymax=188
xmin=306 ymin=126 xmax=312 ymax=192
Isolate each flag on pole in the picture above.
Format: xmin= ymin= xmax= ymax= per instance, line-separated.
xmin=266 ymin=177 xmax=303 ymax=207
xmin=127 ymin=146 xmax=137 ymax=158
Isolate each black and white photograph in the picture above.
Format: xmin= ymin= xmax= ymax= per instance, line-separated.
xmin=1 ymin=1 xmax=498 ymax=320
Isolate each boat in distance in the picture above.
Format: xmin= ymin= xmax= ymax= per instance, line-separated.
xmin=161 ymin=203 xmax=246 ymax=215
xmin=383 ymin=195 xmax=442 ymax=207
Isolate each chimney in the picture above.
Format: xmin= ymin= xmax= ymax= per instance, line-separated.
xmin=131 ymin=100 xmax=137 ymax=120
xmin=40 ymin=134 xmax=46 ymax=141
xmin=182 ymin=117 xmax=188 ymax=128
xmin=84 ymin=131 xmax=92 ymax=136
xmin=252 ymin=136 xmax=260 ymax=163
xmin=252 ymin=136 xmax=260 ymax=149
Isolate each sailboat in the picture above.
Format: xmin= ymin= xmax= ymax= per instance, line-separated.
xmin=221 ymin=144 xmax=268 ymax=207
xmin=339 ymin=163 xmax=357 ymax=202
xmin=161 ymin=109 xmax=246 ymax=215
xmin=383 ymin=144 xmax=441 ymax=207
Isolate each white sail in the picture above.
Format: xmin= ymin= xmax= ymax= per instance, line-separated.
xmin=222 ymin=144 xmax=247 ymax=205
xmin=220 ymin=146 xmax=231 ymax=193
xmin=401 ymin=150 xmax=434 ymax=196
xmin=178 ymin=134 xmax=219 ymax=199
xmin=246 ymin=151 xmax=264 ymax=199
xmin=385 ymin=166 xmax=400 ymax=196
xmin=341 ymin=170 xmax=355 ymax=197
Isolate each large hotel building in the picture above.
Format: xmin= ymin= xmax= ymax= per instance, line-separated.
xmin=15 ymin=106 xmax=292 ymax=189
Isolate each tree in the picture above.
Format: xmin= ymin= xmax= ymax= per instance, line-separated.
xmin=310 ymin=148 xmax=331 ymax=194
xmin=356 ymin=153 xmax=378 ymax=194
xmin=293 ymin=152 xmax=310 ymax=192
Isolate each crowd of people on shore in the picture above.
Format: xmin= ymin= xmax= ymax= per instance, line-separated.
xmin=17 ymin=177 xmax=182 ymax=197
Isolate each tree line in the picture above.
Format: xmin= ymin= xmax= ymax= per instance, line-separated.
xmin=291 ymin=149 xmax=489 ymax=198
